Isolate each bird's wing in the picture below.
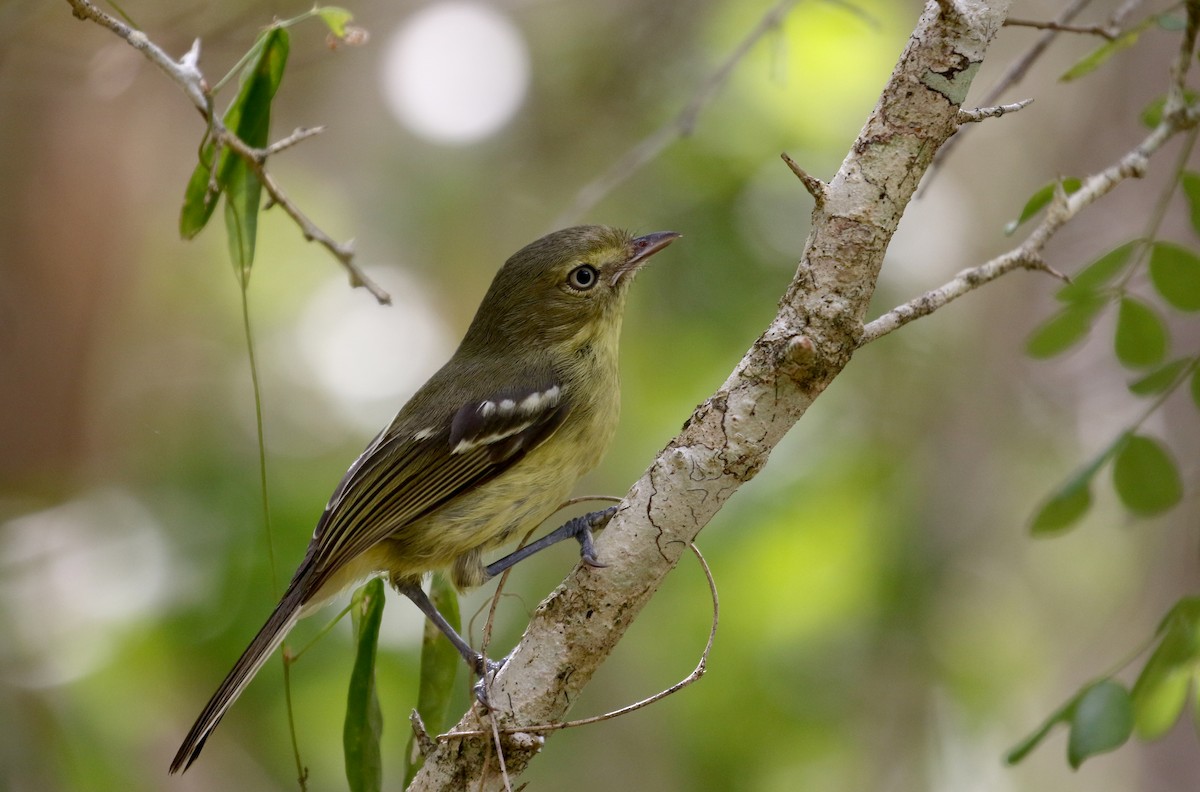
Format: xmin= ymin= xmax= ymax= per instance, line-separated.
xmin=302 ymin=381 xmax=569 ymax=595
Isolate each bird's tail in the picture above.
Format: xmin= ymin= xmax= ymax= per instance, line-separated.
xmin=169 ymin=571 xmax=309 ymax=774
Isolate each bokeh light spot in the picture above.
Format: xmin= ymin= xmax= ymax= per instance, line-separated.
xmin=380 ymin=2 xmax=530 ymax=145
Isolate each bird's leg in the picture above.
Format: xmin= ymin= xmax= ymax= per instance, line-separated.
xmin=391 ymin=579 xmax=498 ymax=677
xmin=484 ymin=506 xmax=618 ymax=580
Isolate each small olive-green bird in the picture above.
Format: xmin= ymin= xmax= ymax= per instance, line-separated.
xmin=170 ymin=225 xmax=679 ymax=773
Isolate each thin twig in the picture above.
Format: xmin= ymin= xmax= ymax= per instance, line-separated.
xmin=64 ymin=0 xmax=391 ymax=304
xmin=1003 ymin=17 xmax=1117 ymax=39
xmin=781 ymin=152 xmax=828 ymax=205
xmin=440 ymin=542 xmax=719 ymax=740
xmin=860 ymin=104 xmax=1200 ymax=346
xmin=956 ymin=98 xmax=1034 ymax=124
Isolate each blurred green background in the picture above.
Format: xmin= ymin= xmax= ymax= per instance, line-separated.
xmin=2 ymin=0 xmax=1198 ymax=789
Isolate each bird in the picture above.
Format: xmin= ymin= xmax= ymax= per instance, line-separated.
xmin=170 ymin=225 xmax=680 ymax=772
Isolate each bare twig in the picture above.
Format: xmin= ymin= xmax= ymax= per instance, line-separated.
xmin=1003 ymin=17 xmax=1117 ymax=39
xmin=439 ymin=542 xmax=719 ymax=740
xmin=860 ymin=104 xmax=1200 ymax=346
xmin=64 ymin=0 xmax=391 ymax=304
xmin=956 ymin=98 xmax=1034 ymax=123
xmin=781 ymin=152 xmax=828 ymax=205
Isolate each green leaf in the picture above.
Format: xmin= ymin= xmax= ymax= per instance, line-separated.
xmin=1060 ymin=28 xmax=1142 ymax=82
xmin=1133 ymin=599 xmax=1200 ymax=739
xmin=179 ymin=27 xmax=289 ymax=272
xmin=317 ymin=6 xmax=355 ymax=37
xmin=1005 ymin=178 xmax=1083 ymax=235
xmin=345 ymin=578 xmax=385 ymax=792
xmin=404 ymin=573 xmax=462 ymax=786
xmin=1056 ymin=241 xmax=1138 ymax=302
xmin=1067 ymin=680 xmax=1134 ymax=769
xmin=1182 ymin=173 xmax=1200 ymax=238
xmin=1192 ymin=366 xmax=1200 ymax=410
xmin=1149 ymin=242 xmax=1200 ymax=311
xmin=1129 ymin=358 xmax=1192 ymax=396
xmin=1026 ymin=297 xmax=1105 ymax=358
xmin=1030 ymin=469 xmax=1094 ymax=535
xmin=1141 ymin=91 xmax=1200 ymax=128
xmin=1112 ymin=434 xmax=1182 ymax=516
xmin=1114 ymin=297 xmax=1168 ymax=368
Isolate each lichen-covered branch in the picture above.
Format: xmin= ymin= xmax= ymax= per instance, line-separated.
xmin=409 ymin=2 xmax=1013 ymax=788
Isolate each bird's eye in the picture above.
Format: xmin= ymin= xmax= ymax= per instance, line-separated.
xmin=567 ymin=264 xmax=599 ymax=291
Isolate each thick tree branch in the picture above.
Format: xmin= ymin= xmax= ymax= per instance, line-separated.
xmin=409 ymin=2 xmax=1012 ymax=788
xmin=64 ymin=0 xmax=391 ymax=304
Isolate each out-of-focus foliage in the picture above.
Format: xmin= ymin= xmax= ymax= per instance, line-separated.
xmin=1 ymin=1 xmax=1198 ymax=791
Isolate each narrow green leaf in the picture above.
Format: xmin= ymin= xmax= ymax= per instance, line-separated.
xmin=1192 ymin=366 xmax=1200 ymax=410
xmin=404 ymin=574 xmax=462 ymax=786
xmin=1026 ymin=297 xmax=1105 ymax=358
xmin=1129 ymin=358 xmax=1192 ymax=396
xmin=1006 ymin=692 xmax=1081 ymax=765
xmin=345 ymin=578 xmax=385 ymax=792
xmin=1056 ymin=241 xmax=1139 ymax=302
xmin=1149 ymin=242 xmax=1200 ymax=311
xmin=1114 ymin=297 xmax=1168 ymax=368
xmin=317 ymin=6 xmax=355 ymax=37
xmin=1067 ymin=680 xmax=1134 ymax=769
xmin=1060 ymin=29 xmax=1142 ymax=82
xmin=180 ymin=141 xmax=222 ymax=239
xmin=1112 ymin=435 xmax=1182 ymax=516
xmin=1005 ymin=178 xmax=1083 ymax=235
xmin=1030 ymin=470 xmax=1094 ymax=535
xmin=1182 ymin=173 xmax=1200 ymax=238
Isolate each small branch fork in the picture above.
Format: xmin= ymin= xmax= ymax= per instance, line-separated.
xmin=858 ymin=21 xmax=1200 ymax=347
xmin=65 ymin=0 xmax=391 ymax=304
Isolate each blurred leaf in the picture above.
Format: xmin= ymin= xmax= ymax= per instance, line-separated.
xmin=345 ymin=578 xmax=385 ymax=792
xmin=1067 ymin=680 xmax=1134 ymax=769
xmin=1030 ymin=468 xmax=1094 ymax=535
xmin=1006 ymin=178 xmax=1083 ymax=234
xmin=1129 ymin=358 xmax=1192 ymax=396
xmin=1114 ymin=297 xmax=1168 ymax=368
xmin=1057 ymin=241 xmax=1138 ymax=302
xmin=1112 ymin=434 xmax=1182 ymax=516
xmin=1192 ymin=366 xmax=1200 ymax=410
xmin=404 ymin=574 xmax=462 ymax=786
xmin=1182 ymin=173 xmax=1200 ymax=237
xmin=180 ymin=145 xmax=222 ymax=239
xmin=1149 ymin=242 xmax=1200 ymax=311
xmin=317 ymin=6 xmax=355 ymax=37
xmin=1026 ymin=297 xmax=1105 ymax=358
xmin=1131 ymin=599 xmax=1200 ymax=739
xmin=1006 ymin=691 xmax=1080 ymax=765
xmin=1060 ymin=24 xmax=1143 ymax=82
xmin=1157 ymin=13 xmax=1187 ymax=31
xmin=1142 ymin=91 xmax=1199 ymax=128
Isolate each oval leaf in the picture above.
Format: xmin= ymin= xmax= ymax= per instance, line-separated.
xmin=1114 ymin=297 xmax=1168 ymax=368
xmin=1133 ymin=667 xmax=1191 ymax=739
xmin=1031 ymin=474 xmax=1093 ymax=535
xmin=1112 ymin=435 xmax=1182 ymax=516
xmin=1068 ymin=680 xmax=1134 ymax=769
xmin=1149 ymin=242 xmax=1200 ymax=311
xmin=1129 ymin=358 xmax=1192 ymax=396
xmin=1057 ymin=241 xmax=1139 ymax=303
xmin=1026 ymin=298 xmax=1105 ymax=358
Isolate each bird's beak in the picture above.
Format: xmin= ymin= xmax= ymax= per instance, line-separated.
xmin=612 ymin=231 xmax=681 ymax=285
